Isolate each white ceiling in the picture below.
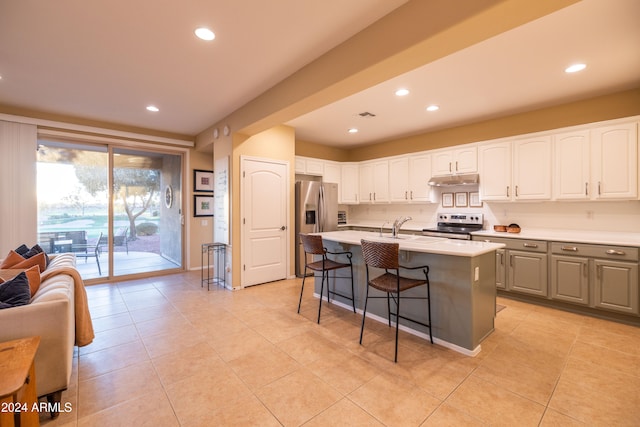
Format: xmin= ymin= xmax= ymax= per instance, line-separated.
xmin=0 ymin=0 xmax=407 ymax=137
xmin=288 ymin=0 xmax=640 ymax=147
xmin=1 ymin=0 xmax=639 ymax=148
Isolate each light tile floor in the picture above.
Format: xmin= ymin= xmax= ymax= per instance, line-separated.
xmin=40 ymin=271 xmax=640 ymax=426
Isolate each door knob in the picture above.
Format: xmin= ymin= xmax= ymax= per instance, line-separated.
xmin=280 ymin=226 xmax=286 ymax=230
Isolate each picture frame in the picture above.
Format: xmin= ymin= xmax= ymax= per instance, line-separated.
xmin=469 ymin=191 xmax=483 ymax=207
xmin=441 ymin=192 xmax=454 ymax=208
xmin=455 ymin=192 xmax=468 ymax=207
xmin=193 ymin=169 xmax=214 ymax=192
xmin=194 ymin=195 xmax=214 ymax=217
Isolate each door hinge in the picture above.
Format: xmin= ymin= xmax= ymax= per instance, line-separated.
xmin=243 ymin=264 xmax=246 ymax=271
xmin=243 ymin=171 xmax=245 ymax=178
xmin=243 ymin=218 xmax=245 ymax=225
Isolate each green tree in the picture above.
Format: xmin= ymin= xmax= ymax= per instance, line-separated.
xmin=75 ymin=163 xmax=159 ymax=241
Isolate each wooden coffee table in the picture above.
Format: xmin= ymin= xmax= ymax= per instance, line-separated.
xmin=0 ymin=336 xmax=40 ymax=427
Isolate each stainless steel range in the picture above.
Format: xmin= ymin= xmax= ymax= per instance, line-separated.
xmin=422 ymin=212 xmax=484 ymax=240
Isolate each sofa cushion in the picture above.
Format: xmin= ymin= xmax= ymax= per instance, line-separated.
xmin=22 ymin=244 xmax=50 ymax=267
xmin=24 ymin=265 xmax=41 ymax=297
xmin=12 ymin=252 xmax=47 ymax=272
xmin=0 ymin=272 xmax=31 ymax=309
xmin=0 ymin=250 xmax=25 ymax=268
xmin=15 ymin=244 xmax=30 ymax=256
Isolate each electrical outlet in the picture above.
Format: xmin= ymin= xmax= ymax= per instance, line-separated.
xmin=474 ymin=266 xmax=480 ymax=281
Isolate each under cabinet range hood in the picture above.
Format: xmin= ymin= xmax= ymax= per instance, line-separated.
xmin=428 ymin=173 xmax=479 ymax=187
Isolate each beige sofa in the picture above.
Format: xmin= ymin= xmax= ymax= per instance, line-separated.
xmin=0 ymin=253 xmax=76 ymax=410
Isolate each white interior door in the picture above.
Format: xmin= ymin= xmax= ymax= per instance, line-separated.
xmin=241 ymin=157 xmax=289 ymax=287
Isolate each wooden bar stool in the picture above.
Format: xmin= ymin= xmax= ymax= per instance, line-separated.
xmin=359 ymin=239 xmax=432 ymax=362
xmin=297 ymin=233 xmax=355 ymax=323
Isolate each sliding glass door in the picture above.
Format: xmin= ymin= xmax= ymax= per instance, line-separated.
xmin=37 ymin=141 xmax=183 ymax=280
xmin=111 ymin=148 xmax=182 ymax=277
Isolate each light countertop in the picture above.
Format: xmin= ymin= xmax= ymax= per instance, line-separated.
xmin=472 ymin=229 xmax=640 ymax=247
xmin=339 ymin=222 xmax=640 ymax=247
xmin=319 ymin=230 xmax=504 ymax=257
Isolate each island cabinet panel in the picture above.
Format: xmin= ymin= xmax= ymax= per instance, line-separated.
xmin=315 ymin=232 xmax=500 ymax=354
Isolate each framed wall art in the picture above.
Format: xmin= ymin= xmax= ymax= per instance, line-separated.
xmin=441 ymin=192 xmax=454 ymax=208
xmin=194 ymin=195 xmax=214 ymax=217
xmin=193 ymin=169 xmax=214 ymax=192
xmin=469 ymin=191 xmax=483 ymax=207
xmin=455 ymin=192 xmax=468 ymax=207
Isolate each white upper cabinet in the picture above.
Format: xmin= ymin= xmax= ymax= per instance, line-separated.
xmin=389 ymin=157 xmax=409 ymax=202
xmin=295 ymin=156 xmax=323 ymax=176
xmin=478 ymin=141 xmax=512 ymax=201
xmin=590 ymin=121 xmax=638 ymax=200
xmin=322 ymin=161 xmax=341 ymax=185
xmin=513 ymin=136 xmax=552 ymax=200
xmin=340 ymin=163 xmax=359 ymax=204
xmin=554 ymin=130 xmax=590 ymax=200
xmin=432 ymin=145 xmax=477 ymax=176
xmin=359 ymin=160 xmax=389 ymax=203
xmin=408 ymin=154 xmax=432 ymax=202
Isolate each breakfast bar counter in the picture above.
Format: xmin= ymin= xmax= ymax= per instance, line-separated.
xmin=315 ymin=231 xmax=505 ymax=355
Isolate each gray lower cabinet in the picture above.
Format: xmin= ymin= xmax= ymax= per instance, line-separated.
xmin=476 ymin=235 xmax=640 ymax=317
xmin=495 ymin=249 xmax=506 ymax=290
xmin=593 ymin=258 xmax=638 ymax=315
xmin=509 ymin=249 xmax=548 ymax=296
xmin=479 ymin=236 xmax=548 ymax=296
xmin=551 ymin=254 xmax=590 ymax=305
xmin=551 ymin=242 xmax=639 ymax=315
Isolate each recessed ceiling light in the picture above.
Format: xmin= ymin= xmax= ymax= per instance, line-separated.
xmin=348 ymin=128 xmax=358 ymax=134
xmin=195 ymin=27 xmax=215 ymax=41
xmin=426 ymin=105 xmax=439 ymax=112
xmin=395 ymin=88 xmax=410 ymax=97
xmin=146 ymin=105 xmax=159 ymax=112
xmin=565 ymin=63 xmax=586 ymax=73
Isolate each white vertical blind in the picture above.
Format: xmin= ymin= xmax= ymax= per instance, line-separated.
xmin=0 ymin=120 xmax=37 ymax=255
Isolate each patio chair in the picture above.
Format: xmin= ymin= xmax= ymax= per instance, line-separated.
xmin=73 ymin=232 xmax=102 ymax=275
xmin=98 ymin=227 xmax=129 ymax=254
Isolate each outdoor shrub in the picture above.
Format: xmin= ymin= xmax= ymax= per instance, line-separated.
xmin=136 ymin=222 xmax=158 ymax=236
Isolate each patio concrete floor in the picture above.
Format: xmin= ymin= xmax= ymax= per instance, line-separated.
xmin=74 ymin=251 xmax=180 ymax=280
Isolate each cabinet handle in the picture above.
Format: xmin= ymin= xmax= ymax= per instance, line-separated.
xmin=515 ymin=185 xmax=519 ymax=197
xmin=606 ymin=249 xmax=625 ymax=256
xmin=561 ymin=246 xmax=578 ymax=252
xmin=523 ymin=243 xmax=538 ymax=248
xmin=597 ymin=264 xmax=601 ymax=279
xmin=585 ymin=182 xmax=588 ymax=196
xmin=405 ymin=191 xmax=408 ymax=200
xmin=449 ymin=162 xmax=452 ymax=173
xmin=455 ymin=161 xmax=459 ymax=172
xmin=410 ymin=191 xmax=413 ymax=200
xmin=509 ymin=254 xmax=513 ymax=267
xmin=506 ymin=186 xmax=510 ymax=197
xmin=500 ymin=252 xmax=504 ymax=265
xmin=369 ymin=193 xmax=372 ymax=201
xmin=373 ymin=192 xmax=376 ymax=201
xmin=583 ymin=262 xmax=587 ymax=277
xmin=598 ymin=181 xmax=601 ymax=195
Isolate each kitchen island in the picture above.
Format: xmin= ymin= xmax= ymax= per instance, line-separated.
xmin=315 ymin=230 xmax=505 ymax=356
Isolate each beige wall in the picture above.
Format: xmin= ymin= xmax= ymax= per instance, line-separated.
xmin=187 ymin=149 xmax=214 ymax=269
xmin=230 ymin=126 xmax=296 ymax=287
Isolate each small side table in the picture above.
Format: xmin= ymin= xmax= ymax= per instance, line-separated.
xmin=201 ymin=243 xmax=226 ymax=290
xmin=0 ymin=336 xmax=41 ymax=427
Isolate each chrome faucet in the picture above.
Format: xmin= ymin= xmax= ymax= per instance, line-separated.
xmin=379 ymin=220 xmax=389 ymax=237
xmin=392 ymin=216 xmax=412 ymax=238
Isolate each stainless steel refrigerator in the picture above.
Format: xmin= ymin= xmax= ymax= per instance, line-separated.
xmin=295 ymin=180 xmax=339 ymax=277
